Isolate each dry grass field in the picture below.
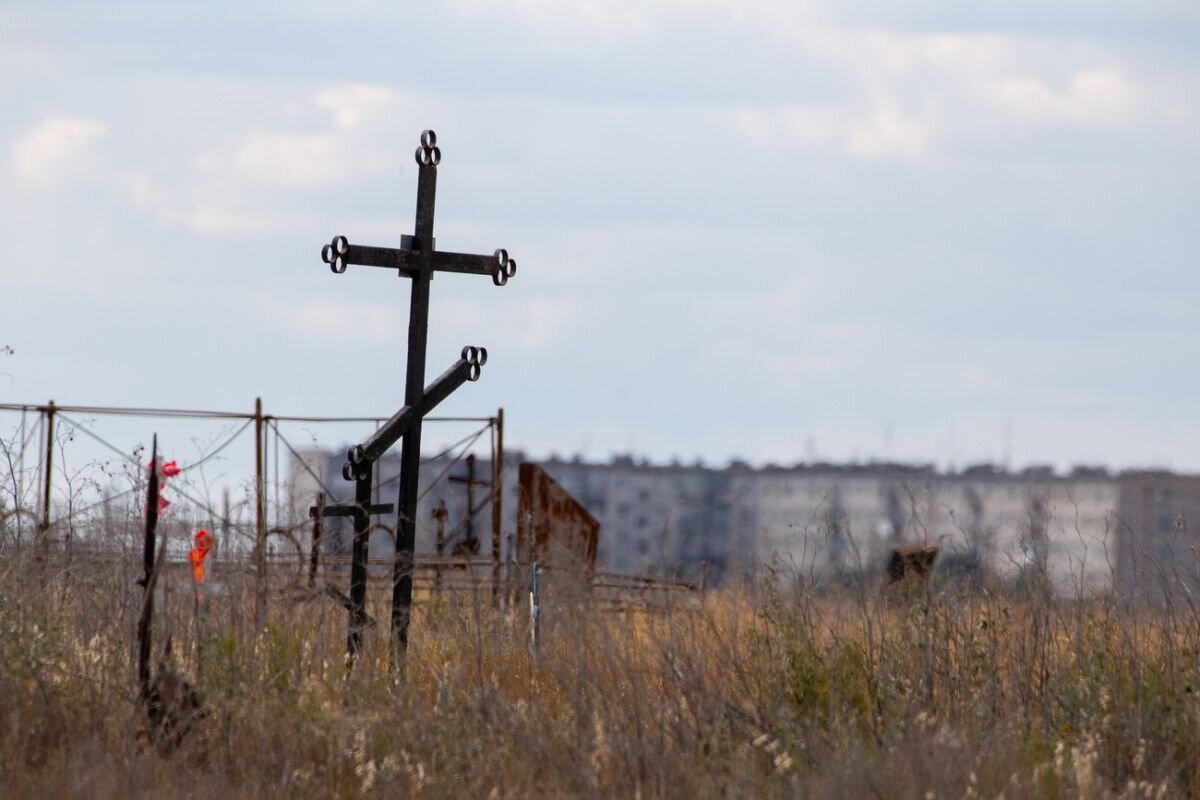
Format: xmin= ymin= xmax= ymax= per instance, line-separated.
xmin=1 ymin=540 xmax=1198 ymax=799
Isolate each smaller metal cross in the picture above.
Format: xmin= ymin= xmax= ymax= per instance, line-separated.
xmin=317 ymin=345 xmax=489 ymax=664
xmin=309 ymin=475 xmax=394 ymax=661
xmin=448 ymin=453 xmax=493 ymax=555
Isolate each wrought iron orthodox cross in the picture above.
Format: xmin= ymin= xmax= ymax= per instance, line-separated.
xmin=320 ymin=129 xmax=516 ymax=666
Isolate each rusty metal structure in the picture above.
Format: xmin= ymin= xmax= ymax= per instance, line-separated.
xmin=516 ymin=462 xmax=599 ymax=571
xmin=319 ymin=129 xmax=517 ymax=667
xmin=887 ymin=541 xmax=940 ymax=584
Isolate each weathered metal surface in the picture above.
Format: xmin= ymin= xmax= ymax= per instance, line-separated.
xmin=887 ymin=541 xmax=939 ymax=584
xmin=324 ymin=241 xmax=510 ymax=281
xmin=516 ymin=462 xmax=600 ymax=571
xmin=309 ymin=502 xmax=395 ymax=518
xmin=319 ymin=129 xmax=516 ymax=668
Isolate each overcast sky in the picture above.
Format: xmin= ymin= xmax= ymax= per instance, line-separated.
xmin=1 ymin=0 xmax=1197 ymax=473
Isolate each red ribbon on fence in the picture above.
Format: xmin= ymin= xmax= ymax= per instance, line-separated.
xmin=188 ymin=529 xmax=213 ymax=584
xmin=147 ymin=458 xmax=182 ymax=515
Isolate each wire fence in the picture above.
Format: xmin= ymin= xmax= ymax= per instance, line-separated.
xmin=0 ymin=399 xmax=705 ymax=616
xmin=0 ymin=399 xmax=504 ymax=567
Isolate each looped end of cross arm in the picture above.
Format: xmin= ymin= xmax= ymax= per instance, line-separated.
xmin=415 ymin=130 xmax=441 ymax=168
xmin=461 ymin=345 xmax=488 ymax=381
xmin=322 ymin=235 xmax=350 ymax=274
xmin=491 ymin=248 xmax=517 ymax=287
xmin=342 ymin=446 xmax=369 ymax=482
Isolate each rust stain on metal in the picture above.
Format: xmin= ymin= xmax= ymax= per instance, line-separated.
xmin=516 ymin=462 xmax=599 ymax=570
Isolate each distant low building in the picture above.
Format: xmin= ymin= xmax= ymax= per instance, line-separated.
xmin=1116 ymin=471 xmax=1200 ymax=601
xmin=288 ymin=447 xmax=1198 ymax=597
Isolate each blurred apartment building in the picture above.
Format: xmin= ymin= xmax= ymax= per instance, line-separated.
xmin=292 ymin=450 xmax=1199 ymax=597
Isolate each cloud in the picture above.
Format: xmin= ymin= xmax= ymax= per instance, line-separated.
xmin=277 ymin=294 xmax=583 ymax=356
xmin=846 ymin=108 xmax=930 ymax=158
xmin=726 ymin=103 xmax=930 ymax=159
xmin=313 ymin=83 xmax=395 ymax=130
xmin=514 ymin=299 xmax=579 ymax=351
xmin=190 ymin=84 xmax=408 ymax=190
xmin=286 ymin=301 xmax=403 ymax=340
xmin=220 ymin=131 xmax=344 ymax=187
xmin=448 ymin=0 xmax=650 ymax=34
xmin=10 ymin=116 xmax=107 ymax=182
xmin=120 ymin=170 xmax=295 ymax=234
xmin=992 ymin=66 xmax=1138 ymax=125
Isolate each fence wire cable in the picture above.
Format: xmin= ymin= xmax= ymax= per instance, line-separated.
xmin=57 ymin=413 xmax=251 ymax=477
xmin=181 ymin=419 xmax=254 ymax=474
xmin=275 ymin=420 xmax=493 ymax=500
xmin=51 ymin=413 xmax=249 ymax=528
xmin=439 ymin=491 xmax=495 ymax=551
xmin=41 ymin=482 xmax=143 ymax=527
xmin=0 ymin=402 xmax=250 ymax=420
xmin=376 ymin=423 xmax=490 ymax=491
xmin=416 ymin=425 xmax=489 ymax=504
xmin=269 ymin=421 xmax=339 ymax=499
xmin=15 ymin=405 xmax=494 ymax=538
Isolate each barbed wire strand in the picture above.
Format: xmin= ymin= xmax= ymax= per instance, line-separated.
xmin=0 ymin=401 xmax=491 ymax=425
xmin=377 ymin=423 xmax=491 ymax=491
xmin=415 ymin=425 xmax=490 ymax=503
xmin=49 ymin=414 xmax=250 ymax=528
xmin=268 ymin=421 xmax=339 ymax=499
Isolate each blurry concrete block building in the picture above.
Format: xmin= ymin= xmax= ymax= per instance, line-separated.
xmin=289 ymin=448 xmax=1198 ymax=597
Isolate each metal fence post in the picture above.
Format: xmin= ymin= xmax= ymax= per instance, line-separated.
xmin=434 ymin=500 xmax=447 ymax=594
xmin=530 ymin=561 xmax=541 ymax=667
xmin=40 ymin=400 xmax=55 ymax=532
xmin=492 ymin=408 xmax=504 ymax=606
xmin=310 ymin=492 xmax=324 ymax=589
xmin=254 ymin=397 xmax=266 ymax=628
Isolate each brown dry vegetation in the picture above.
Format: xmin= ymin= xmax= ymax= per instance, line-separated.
xmin=1 ymin=543 xmax=1198 ymax=799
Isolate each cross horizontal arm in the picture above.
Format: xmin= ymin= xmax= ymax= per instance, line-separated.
xmin=322 ymin=236 xmax=517 ymax=286
xmin=309 ymin=502 xmax=395 ymax=519
xmin=448 ymin=476 xmax=494 ymax=487
xmin=429 ymin=251 xmax=506 ymax=278
xmin=344 ymin=346 xmax=488 ymax=476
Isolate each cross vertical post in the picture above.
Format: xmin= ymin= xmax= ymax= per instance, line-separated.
xmin=391 ymin=133 xmax=438 ymax=665
xmin=347 ymin=467 xmax=372 ymax=659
